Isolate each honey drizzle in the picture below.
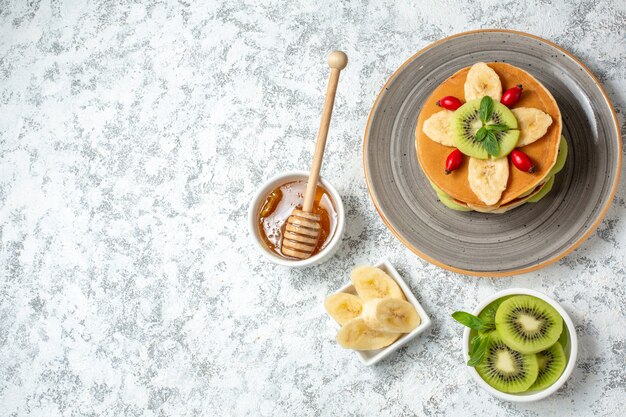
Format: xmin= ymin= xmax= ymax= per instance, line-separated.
xmin=257 ymin=180 xmax=337 ymax=259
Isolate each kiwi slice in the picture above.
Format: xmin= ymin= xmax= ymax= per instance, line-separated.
xmin=475 ymin=333 xmax=539 ymax=393
xmin=429 ymin=181 xmax=471 ymax=211
xmin=527 ymin=175 xmax=555 ymax=203
xmin=527 ymin=135 xmax=566 ymax=203
xmin=495 ymin=295 xmax=563 ymax=354
xmin=557 ymin=323 xmax=569 ymax=351
xmin=477 ymin=296 xmax=512 ymax=334
xmin=528 ymin=342 xmax=567 ymax=391
xmin=548 ymin=135 xmax=568 ymax=177
xmin=452 ymin=99 xmax=520 ymax=159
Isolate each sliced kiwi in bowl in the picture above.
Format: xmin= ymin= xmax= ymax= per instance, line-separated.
xmin=452 ymin=99 xmax=520 ymax=159
xmin=557 ymin=323 xmax=569 ymax=351
xmin=475 ymin=333 xmax=539 ymax=393
xmin=495 ymin=295 xmax=563 ymax=354
xmin=454 ymin=293 xmax=574 ymax=398
xmin=528 ymin=342 xmax=567 ymax=392
xmin=477 ymin=296 xmax=512 ymax=334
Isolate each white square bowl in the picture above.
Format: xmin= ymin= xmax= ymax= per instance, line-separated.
xmin=330 ymin=259 xmax=432 ymax=366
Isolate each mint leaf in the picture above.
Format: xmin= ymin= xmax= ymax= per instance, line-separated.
xmin=467 ymin=334 xmax=491 ymax=367
xmin=479 ymin=96 xmax=494 ymax=124
xmin=475 ymin=127 xmax=488 ymax=142
xmin=486 ymin=123 xmax=510 ymax=132
xmin=452 ymin=311 xmax=487 ymax=330
xmin=469 ymin=335 xmax=482 ymax=356
xmin=483 ymin=131 xmax=500 ymax=157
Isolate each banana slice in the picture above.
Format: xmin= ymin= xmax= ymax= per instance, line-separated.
xmin=423 ymin=110 xmax=455 ymax=146
xmin=466 ymin=203 xmax=501 ymax=213
xmin=324 ymin=293 xmax=363 ymax=325
xmin=512 ymin=107 xmax=553 ymax=147
xmin=468 ymin=157 xmax=509 ymax=206
xmin=362 ymin=298 xmax=421 ymax=333
xmin=335 ymin=318 xmax=401 ymax=350
xmin=464 ymin=62 xmax=503 ymax=101
xmin=350 ymin=266 xmax=406 ymax=301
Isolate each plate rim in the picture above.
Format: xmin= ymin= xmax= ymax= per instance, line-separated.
xmin=362 ymin=29 xmax=622 ymax=277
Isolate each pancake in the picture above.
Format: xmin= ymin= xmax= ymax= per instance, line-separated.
xmin=454 ymin=178 xmax=551 ymax=213
xmin=431 ymin=176 xmax=549 ymax=213
xmin=416 ymin=63 xmax=562 ymax=207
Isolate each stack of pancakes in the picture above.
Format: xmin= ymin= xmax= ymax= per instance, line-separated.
xmin=415 ymin=63 xmax=562 ymax=213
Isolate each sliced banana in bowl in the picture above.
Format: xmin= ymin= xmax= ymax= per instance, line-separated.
xmin=362 ymin=298 xmax=421 ymax=333
xmin=324 ymin=260 xmax=432 ymax=365
xmin=350 ymin=265 xmax=406 ymax=300
xmin=336 ymin=318 xmax=401 ymax=350
xmin=324 ymin=293 xmax=363 ymax=326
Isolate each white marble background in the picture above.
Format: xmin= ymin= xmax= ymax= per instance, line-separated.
xmin=0 ymin=0 xmax=625 ymax=416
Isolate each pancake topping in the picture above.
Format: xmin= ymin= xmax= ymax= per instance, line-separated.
xmin=421 ymin=62 xmax=554 ymax=207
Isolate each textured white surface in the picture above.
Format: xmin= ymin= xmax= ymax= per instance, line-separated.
xmin=0 ymin=1 xmax=625 ymax=416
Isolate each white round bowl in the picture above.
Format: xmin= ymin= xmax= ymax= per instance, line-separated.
xmin=462 ymin=288 xmax=578 ymax=402
xmin=248 ymin=171 xmax=345 ymax=267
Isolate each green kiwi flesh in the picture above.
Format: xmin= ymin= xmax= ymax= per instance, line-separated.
xmin=527 ymin=175 xmax=555 ymax=203
xmin=557 ymin=323 xmax=569 ymax=351
xmin=475 ymin=333 xmax=539 ymax=393
xmin=495 ymin=295 xmax=563 ymax=354
xmin=547 ymin=135 xmax=568 ymax=177
xmin=527 ymin=135 xmax=566 ymax=203
xmin=452 ymin=99 xmax=520 ymax=159
xmin=477 ymin=296 xmax=512 ymax=334
xmin=429 ymin=181 xmax=471 ymax=211
xmin=528 ymin=342 xmax=567 ymax=391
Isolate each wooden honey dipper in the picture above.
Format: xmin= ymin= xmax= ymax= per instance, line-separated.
xmin=281 ymin=51 xmax=348 ymax=259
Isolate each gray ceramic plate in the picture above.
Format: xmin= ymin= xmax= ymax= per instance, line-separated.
xmin=363 ymin=30 xmax=621 ymax=277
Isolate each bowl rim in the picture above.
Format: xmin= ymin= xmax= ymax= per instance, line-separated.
xmin=248 ymin=170 xmax=345 ymax=267
xmin=462 ymin=288 xmax=578 ymax=402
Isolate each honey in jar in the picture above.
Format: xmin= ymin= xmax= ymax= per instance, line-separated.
xmin=258 ymin=180 xmax=338 ymax=259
